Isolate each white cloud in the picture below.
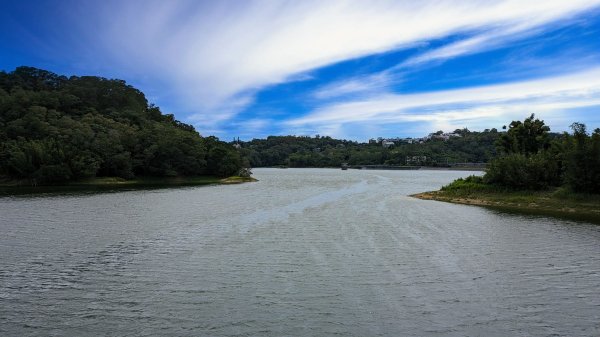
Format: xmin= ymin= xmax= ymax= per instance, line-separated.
xmin=72 ymin=0 xmax=600 ymax=124
xmin=286 ymin=67 xmax=600 ymax=131
xmin=395 ymin=8 xmax=585 ymax=69
xmin=396 ymin=26 xmax=524 ymax=69
xmin=312 ymin=73 xmax=393 ymax=100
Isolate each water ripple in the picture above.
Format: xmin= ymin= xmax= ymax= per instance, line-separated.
xmin=1 ymin=168 xmax=599 ymax=336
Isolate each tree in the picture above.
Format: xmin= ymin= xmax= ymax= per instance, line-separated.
xmin=485 ymin=114 xmax=558 ymax=190
xmin=563 ymin=123 xmax=600 ymax=193
xmin=484 ymin=152 xmax=560 ymax=189
xmin=496 ymin=114 xmax=550 ymax=155
xmin=0 ymin=66 xmax=242 ymax=184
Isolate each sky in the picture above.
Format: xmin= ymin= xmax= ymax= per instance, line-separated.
xmin=1 ymin=0 xmax=600 ymax=141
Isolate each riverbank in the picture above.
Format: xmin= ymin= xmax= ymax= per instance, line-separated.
xmin=412 ymin=183 xmax=600 ymax=224
xmin=0 ymin=175 xmax=257 ymax=196
xmin=262 ymin=165 xmax=485 ymax=171
xmin=219 ymin=176 xmax=259 ymax=184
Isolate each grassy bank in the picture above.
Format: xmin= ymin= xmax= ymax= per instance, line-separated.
xmin=0 ymin=175 xmax=257 ymax=196
xmin=220 ymin=176 xmax=258 ymax=184
xmin=412 ymin=177 xmax=600 ymax=224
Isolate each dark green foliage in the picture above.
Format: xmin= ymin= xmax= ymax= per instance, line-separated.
xmin=484 ymin=115 xmax=561 ymax=190
xmin=239 ymin=135 xmax=350 ymax=168
xmin=441 ymin=175 xmax=487 ymax=192
xmin=0 ymin=67 xmax=242 ymax=184
xmin=240 ymin=131 xmax=499 ymax=168
xmin=205 ymin=136 xmax=242 ymax=178
xmin=562 ymin=124 xmax=600 ymax=193
xmin=481 ymin=116 xmax=598 ymax=193
xmin=497 ymin=114 xmax=550 ymax=155
xmin=484 ymin=153 xmax=560 ymax=189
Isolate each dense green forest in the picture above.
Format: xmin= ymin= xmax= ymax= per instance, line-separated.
xmin=0 ymin=67 xmax=243 ymax=185
xmin=452 ymin=114 xmax=600 ymax=193
xmin=238 ymin=129 xmax=501 ymax=168
xmin=4 ymin=67 xmax=596 ymax=193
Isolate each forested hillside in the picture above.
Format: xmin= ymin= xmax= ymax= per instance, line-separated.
xmin=0 ymin=67 xmax=242 ymax=185
xmin=239 ymin=130 xmax=501 ymax=168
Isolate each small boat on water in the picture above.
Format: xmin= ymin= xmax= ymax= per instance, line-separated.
xmin=341 ymin=163 xmax=348 ymax=170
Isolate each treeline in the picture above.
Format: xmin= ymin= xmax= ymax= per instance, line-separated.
xmin=239 ymin=129 xmax=500 ymax=168
xmin=0 ymin=67 xmax=243 ymax=185
xmin=479 ymin=114 xmax=600 ymax=193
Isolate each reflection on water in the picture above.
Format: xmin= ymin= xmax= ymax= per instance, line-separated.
xmin=487 ymin=204 xmax=600 ymax=225
xmin=1 ymin=168 xmax=599 ymax=336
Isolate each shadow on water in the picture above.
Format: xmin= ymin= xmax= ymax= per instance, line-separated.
xmin=484 ymin=205 xmax=600 ymax=226
xmin=0 ymin=182 xmax=219 ymax=198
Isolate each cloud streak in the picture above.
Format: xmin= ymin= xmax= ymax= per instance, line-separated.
xmin=394 ymin=5 xmax=592 ymax=70
xmin=311 ymin=73 xmax=393 ymax=100
xmin=65 ymin=0 xmax=600 ymax=128
xmin=286 ymin=67 xmax=600 ymax=133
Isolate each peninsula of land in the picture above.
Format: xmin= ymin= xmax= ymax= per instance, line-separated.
xmin=414 ymin=114 xmax=600 ymax=224
xmin=413 ymin=186 xmax=600 ymax=224
xmin=0 ymin=175 xmax=258 ymax=196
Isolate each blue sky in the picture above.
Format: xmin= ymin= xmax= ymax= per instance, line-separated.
xmin=2 ymin=0 xmax=600 ymax=141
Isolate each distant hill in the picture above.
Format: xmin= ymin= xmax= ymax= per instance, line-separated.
xmin=238 ymin=131 xmax=503 ymax=168
xmin=0 ymin=66 xmax=242 ymax=185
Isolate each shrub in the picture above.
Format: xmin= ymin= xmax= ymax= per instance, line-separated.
xmin=563 ymin=124 xmax=600 ymax=193
xmin=483 ymin=152 xmax=560 ymax=190
xmin=441 ymin=175 xmax=486 ymax=192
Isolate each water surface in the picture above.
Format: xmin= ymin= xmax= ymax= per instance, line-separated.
xmin=1 ymin=168 xmax=599 ymax=336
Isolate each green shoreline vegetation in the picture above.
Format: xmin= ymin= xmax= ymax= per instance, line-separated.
xmin=2 ymin=65 xmax=598 ymax=223
xmin=237 ymin=130 xmax=500 ymax=168
xmin=413 ymin=176 xmax=600 ymax=224
xmin=414 ymin=115 xmax=600 ymax=224
xmin=0 ymin=67 xmax=252 ymax=192
xmin=0 ymin=175 xmax=258 ymax=196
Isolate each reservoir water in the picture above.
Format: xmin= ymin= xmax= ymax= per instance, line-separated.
xmin=1 ymin=168 xmax=599 ymax=336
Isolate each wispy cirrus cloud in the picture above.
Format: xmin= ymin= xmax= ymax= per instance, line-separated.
xmin=312 ymin=73 xmax=393 ymax=100
xmin=286 ymin=67 xmax=600 ymax=135
xmin=394 ymin=9 xmax=586 ymax=70
xmin=6 ymin=0 xmax=599 ymax=139
xmin=309 ymin=6 xmax=600 ymax=103
xmin=57 ymin=0 xmax=600 ymax=130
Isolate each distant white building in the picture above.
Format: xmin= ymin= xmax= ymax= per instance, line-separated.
xmin=406 ymin=155 xmax=427 ymax=164
xmin=428 ymin=132 xmax=462 ymax=141
xmin=382 ymin=140 xmax=395 ymax=148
